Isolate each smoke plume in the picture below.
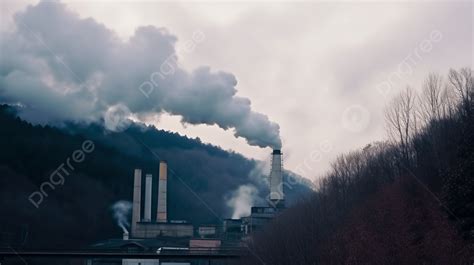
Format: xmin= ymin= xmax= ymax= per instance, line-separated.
xmin=226 ymin=184 xmax=259 ymax=219
xmin=0 ymin=1 xmax=281 ymax=149
xmin=111 ymin=200 xmax=132 ymax=233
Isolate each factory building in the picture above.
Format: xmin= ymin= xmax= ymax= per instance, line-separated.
xmin=90 ymin=160 xmax=214 ymax=265
xmin=90 ymin=150 xmax=285 ymax=264
xmin=130 ymin=162 xmax=194 ymax=239
xmin=238 ymin=149 xmax=286 ymax=236
xmin=128 ymin=150 xmax=285 ymax=241
xmin=221 ymin=150 xmax=286 ymax=239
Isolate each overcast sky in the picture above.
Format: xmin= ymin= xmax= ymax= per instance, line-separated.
xmin=1 ymin=0 xmax=472 ymax=181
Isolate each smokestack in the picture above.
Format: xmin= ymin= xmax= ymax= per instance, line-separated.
xmin=131 ymin=169 xmax=142 ymax=236
xmin=144 ymin=174 xmax=152 ymax=222
xmin=269 ymin=149 xmax=284 ymax=205
xmin=157 ymin=161 xmax=168 ymax=223
xmin=123 ymin=231 xmax=129 ymax=240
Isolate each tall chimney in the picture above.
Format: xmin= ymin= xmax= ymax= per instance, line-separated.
xmin=156 ymin=161 xmax=168 ymax=223
xmin=269 ymin=150 xmax=284 ymax=205
xmin=131 ymin=169 xmax=142 ymax=236
xmin=144 ymin=174 xmax=152 ymax=222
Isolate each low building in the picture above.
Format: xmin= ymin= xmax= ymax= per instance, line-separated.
xmin=133 ymin=222 xmax=194 ymax=238
xmin=189 ymin=239 xmax=221 ymax=250
xmin=89 ymin=235 xmax=192 ymax=265
xmin=241 ymin=206 xmax=279 ymax=234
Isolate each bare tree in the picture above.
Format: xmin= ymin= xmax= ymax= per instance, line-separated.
xmin=440 ymin=82 xmax=457 ymax=119
xmin=385 ymin=86 xmax=418 ymax=165
xmin=419 ymin=73 xmax=443 ymax=126
xmin=448 ymin=68 xmax=473 ymax=117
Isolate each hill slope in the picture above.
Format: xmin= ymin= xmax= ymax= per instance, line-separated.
xmin=0 ymin=105 xmax=311 ymax=248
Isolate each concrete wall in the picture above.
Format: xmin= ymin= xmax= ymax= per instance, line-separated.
xmin=134 ymin=223 xmax=194 ymax=238
xmin=189 ymin=239 xmax=221 ymax=249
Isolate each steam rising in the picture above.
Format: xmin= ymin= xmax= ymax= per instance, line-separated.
xmin=226 ymin=184 xmax=259 ymax=219
xmin=0 ymin=1 xmax=281 ymax=149
xmin=111 ymin=200 xmax=132 ymax=233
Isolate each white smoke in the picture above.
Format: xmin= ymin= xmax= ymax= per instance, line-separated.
xmin=249 ymin=159 xmax=271 ymax=186
xmin=226 ymin=184 xmax=259 ymax=219
xmin=111 ymin=200 xmax=132 ymax=233
xmin=0 ymin=1 xmax=282 ymax=149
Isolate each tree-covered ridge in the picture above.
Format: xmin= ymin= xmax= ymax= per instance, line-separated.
xmin=242 ymin=68 xmax=473 ymax=265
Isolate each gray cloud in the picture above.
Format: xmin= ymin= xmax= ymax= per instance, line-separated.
xmin=0 ymin=1 xmax=281 ymax=149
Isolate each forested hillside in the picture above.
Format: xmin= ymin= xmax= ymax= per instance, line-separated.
xmin=0 ymin=105 xmax=310 ymax=248
xmin=242 ymin=68 xmax=473 ymax=265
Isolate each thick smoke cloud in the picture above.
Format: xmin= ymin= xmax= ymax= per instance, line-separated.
xmin=0 ymin=1 xmax=281 ymax=149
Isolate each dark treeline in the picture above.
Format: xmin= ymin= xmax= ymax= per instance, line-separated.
xmin=242 ymin=68 xmax=473 ymax=265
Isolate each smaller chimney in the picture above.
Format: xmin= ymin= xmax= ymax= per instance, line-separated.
xmin=123 ymin=231 xmax=129 ymax=240
xmin=131 ymin=169 xmax=142 ymax=236
xmin=144 ymin=174 xmax=152 ymax=222
xmin=157 ymin=161 xmax=168 ymax=223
